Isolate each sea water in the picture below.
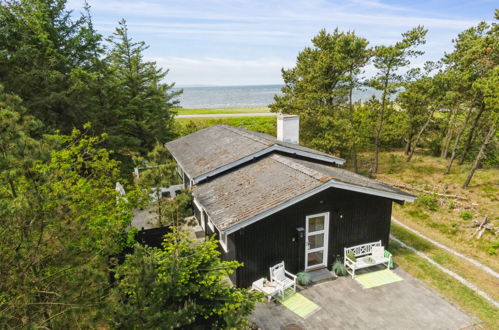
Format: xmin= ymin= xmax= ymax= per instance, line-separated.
xmin=174 ymin=85 xmax=381 ymax=109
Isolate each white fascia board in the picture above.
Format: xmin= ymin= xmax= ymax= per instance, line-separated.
xmin=273 ymin=145 xmax=345 ymax=165
xmin=224 ymin=179 xmax=414 ymax=235
xmin=173 ymin=158 xmax=193 ymax=183
xmin=329 ymin=181 xmax=416 ymax=203
xmin=164 ymin=143 xmax=193 ymax=182
xmin=193 ymin=145 xmax=344 ymax=184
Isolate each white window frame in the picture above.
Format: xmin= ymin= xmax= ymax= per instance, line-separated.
xmin=304 ymin=212 xmax=330 ymax=270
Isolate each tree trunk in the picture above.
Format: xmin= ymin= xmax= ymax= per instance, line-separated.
xmin=404 ymin=134 xmax=413 ymax=155
xmin=441 ymin=107 xmax=457 ymax=158
xmin=446 ymin=107 xmax=473 ymax=174
xmin=7 ymin=175 xmax=18 ymax=198
xmin=458 ymin=104 xmax=485 ymax=165
xmin=463 ymin=125 xmax=496 ymax=188
xmin=348 ymin=80 xmax=358 ymax=173
xmin=407 ymin=107 xmax=435 ymax=162
xmin=373 ymin=77 xmax=389 ymax=174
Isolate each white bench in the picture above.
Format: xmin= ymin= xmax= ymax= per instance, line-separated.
xmin=344 ymin=240 xmax=392 ymax=279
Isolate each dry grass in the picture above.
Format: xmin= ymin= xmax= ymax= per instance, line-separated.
xmin=391 ymin=223 xmax=499 ymax=302
xmin=369 ymin=151 xmax=499 ymax=271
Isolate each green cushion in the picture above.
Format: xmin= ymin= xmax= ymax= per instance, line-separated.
xmin=346 ymin=252 xmax=356 ymax=262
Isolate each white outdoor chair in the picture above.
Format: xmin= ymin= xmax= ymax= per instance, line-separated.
xmin=269 ymin=261 xmax=297 ymax=298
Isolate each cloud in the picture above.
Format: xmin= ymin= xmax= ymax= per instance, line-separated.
xmin=66 ymin=0 xmax=494 ymax=85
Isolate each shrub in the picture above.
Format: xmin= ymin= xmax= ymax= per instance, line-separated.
xmin=416 ymin=194 xmax=439 ymax=211
xmin=488 ymin=241 xmax=499 ymax=255
xmin=460 ymin=210 xmax=473 ymax=220
xmin=387 ymin=154 xmax=402 ymax=174
xmin=296 ymin=272 xmax=312 ymax=286
xmin=332 ymin=256 xmax=348 ymax=276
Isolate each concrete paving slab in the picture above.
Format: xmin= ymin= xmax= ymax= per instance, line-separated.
xmin=250 ymin=267 xmax=478 ymax=330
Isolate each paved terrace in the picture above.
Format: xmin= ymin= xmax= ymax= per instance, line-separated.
xmin=250 ymin=267 xmax=477 ymax=330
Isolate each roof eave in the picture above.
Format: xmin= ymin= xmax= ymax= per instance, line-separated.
xmin=223 ymin=179 xmax=414 ymax=235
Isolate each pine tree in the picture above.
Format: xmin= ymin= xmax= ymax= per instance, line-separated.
xmin=105 ymin=20 xmax=181 ymax=158
xmin=0 ymin=0 xmax=104 ymax=131
xmin=369 ymin=26 xmax=427 ymax=173
xmin=270 ymin=29 xmax=369 ymax=162
xmin=109 ymin=231 xmax=263 ymax=328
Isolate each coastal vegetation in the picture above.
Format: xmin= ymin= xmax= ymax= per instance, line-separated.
xmin=176 ymin=116 xmax=276 ymax=136
xmin=271 ymin=15 xmax=498 ymax=189
xmin=0 ymin=1 xmax=260 ymax=328
xmin=0 ymin=0 xmax=496 ymax=328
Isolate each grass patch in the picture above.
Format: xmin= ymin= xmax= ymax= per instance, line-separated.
xmin=391 ymin=224 xmax=499 ymax=302
xmin=175 ymin=116 xmax=276 ymax=136
xmin=390 ymin=239 xmax=499 ymax=329
xmin=406 ymin=208 xmax=429 ymax=221
xmin=460 ymin=210 xmax=473 ymax=220
xmin=175 ymin=106 xmax=270 ymax=115
xmin=373 ymin=151 xmax=498 ymax=269
xmin=415 ymin=193 xmax=439 ymax=211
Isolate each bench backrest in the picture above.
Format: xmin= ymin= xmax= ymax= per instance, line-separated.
xmin=270 ymin=261 xmax=286 ymax=282
xmin=344 ymin=240 xmax=382 ymax=258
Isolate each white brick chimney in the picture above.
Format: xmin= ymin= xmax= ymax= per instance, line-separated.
xmin=277 ymin=114 xmax=299 ymax=144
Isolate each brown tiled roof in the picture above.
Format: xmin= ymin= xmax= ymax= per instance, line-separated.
xmin=165 ymin=124 xmax=344 ymax=181
xmin=194 ymin=153 xmax=414 ymax=231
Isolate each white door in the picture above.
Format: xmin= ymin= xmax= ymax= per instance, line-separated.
xmin=305 ymin=212 xmax=329 ymax=270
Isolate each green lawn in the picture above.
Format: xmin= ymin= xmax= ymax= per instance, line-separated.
xmin=175 ymin=106 xmax=270 ymax=115
xmin=175 ymin=116 xmax=276 ymax=136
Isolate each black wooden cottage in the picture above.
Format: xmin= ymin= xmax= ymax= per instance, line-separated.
xmin=165 ymin=116 xmax=414 ymax=287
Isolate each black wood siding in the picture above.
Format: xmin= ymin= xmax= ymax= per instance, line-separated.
xmin=232 ymin=187 xmax=393 ymax=287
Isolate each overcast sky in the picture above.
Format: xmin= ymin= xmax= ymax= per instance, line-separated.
xmin=68 ymin=0 xmax=497 ymax=86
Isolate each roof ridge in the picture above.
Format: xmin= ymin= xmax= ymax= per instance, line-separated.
xmin=270 ymin=154 xmax=331 ymax=182
xmin=219 ymin=125 xmax=272 ymax=146
xmin=218 ymin=125 xmax=345 ymax=164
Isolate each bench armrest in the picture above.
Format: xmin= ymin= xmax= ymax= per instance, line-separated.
xmin=285 ymin=270 xmax=297 ymax=280
xmin=345 ymin=255 xmax=356 ymax=266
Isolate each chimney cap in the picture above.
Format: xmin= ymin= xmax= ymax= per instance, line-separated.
xmin=277 ymin=114 xmax=299 ymax=144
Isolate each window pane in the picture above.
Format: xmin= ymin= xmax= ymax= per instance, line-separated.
xmin=307 ymin=251 xmax=324 ymax=267
xmin=308 ymin=233 xmax=324 ymax=249
xmin=309 ymin=216 xmax=324 ymax=232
